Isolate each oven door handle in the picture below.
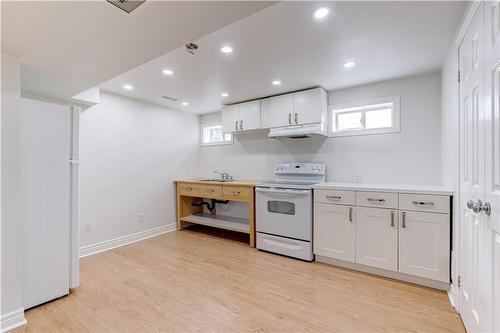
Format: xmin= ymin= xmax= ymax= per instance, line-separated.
xmin=255 ymin=187 xmax=311 ymax=195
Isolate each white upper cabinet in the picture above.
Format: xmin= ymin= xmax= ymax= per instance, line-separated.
xmin=238 ymin=101 xmax=261 ymax=131
xmin=293 ymin=88 xmax=327 ymax=126
xmin=222 ymin=101 xmax=261 ymax=133
xmin=267 ymin=94 xmax=294 ymax=128
xmin=355 ymin=207 xmax=398 ymax=272
xmin=221 ymin=104 xmax=240 ymax=133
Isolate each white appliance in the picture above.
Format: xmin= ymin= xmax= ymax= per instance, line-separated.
xmin=256 ymin=163 xmax=326 ymax=261
xmin=20 ymin=98 xmax=80 ymax=309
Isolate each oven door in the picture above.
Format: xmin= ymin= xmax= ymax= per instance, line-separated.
xmin=255 ymin=187 xmax=312 ymax=241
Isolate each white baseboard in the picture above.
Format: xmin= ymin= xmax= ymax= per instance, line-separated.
xmin=79 ymin=224 xmax=176 ymax=258
xmin=1 ymin=308 xmax=27 ymax=333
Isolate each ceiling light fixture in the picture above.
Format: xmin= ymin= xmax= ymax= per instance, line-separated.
xmin=181 ymin=101 xmax=189 ymax=106
xmin=221 ymin=46 xmax=233 ymax=54
xmin=344 ymin=61 xmax=356 ymax=68
xmin=162 ymin=69 xmax=174 ymax=76
xmin=221 ymin=92 xmax=229 ymax=97
xmin=313 ymin=7 xmax=329 ymax=19
xmin=272 ymin=80 xmax=282 ymax=86
xmin=122 ymin=84 xmax=134 ymax=91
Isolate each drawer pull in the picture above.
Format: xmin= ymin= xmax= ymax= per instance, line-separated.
xmin=367 ymin=198 xmax=386 ymax=203
xmin=232 ymin=191 xmax=240 ymax=195
xmin=348 ymin=207 xmax=353 ymax=222
xmin=207 ymin=189 xmax=215 ymax=193
xmin=412 ymin=201 xmax=434 ymax=206
xmin=326 ymin=195 xmax=342 ymax=200
xmin=186 ymin=187 xmax=193 ymax=191
xmin=390 ymin=211 xmax=395 ymax=227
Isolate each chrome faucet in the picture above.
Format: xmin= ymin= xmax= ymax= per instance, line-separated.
xmin=213 ymin=170 xmax=232 ymax=181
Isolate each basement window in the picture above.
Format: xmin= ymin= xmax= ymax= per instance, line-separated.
xmin=329 ymin=96 xmax=400 ymax=137
xmin=201 ymin=124 xmax=233 ymax=146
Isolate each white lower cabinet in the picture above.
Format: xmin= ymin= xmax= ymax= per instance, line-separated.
xmin=398 ymin=210 xmax=450 ymax=282
xmin=314 ymin=188 xmax=451 ymax=288
xmin=314 ymin=203 xmax=355 ymax=262
xmin=355 ymin=207 xmax=398 ymax=271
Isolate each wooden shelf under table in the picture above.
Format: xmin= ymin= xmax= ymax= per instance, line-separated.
xmin=180 ymin=213 xmax=250 ymax=234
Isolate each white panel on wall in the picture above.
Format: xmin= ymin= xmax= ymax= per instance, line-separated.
xmin=79 ymin=92 xmax=200 ymax=247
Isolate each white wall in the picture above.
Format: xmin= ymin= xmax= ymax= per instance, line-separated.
xmin=79 ymin=92 xmax=199 ymax=248
xmin=1 ymin=53 xmax=26 ymax=329
xmin=199 ymin=72 xmax=442 ymax=185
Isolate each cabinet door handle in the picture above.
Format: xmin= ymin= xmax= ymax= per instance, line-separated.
xmin=294 ymin=113 xmax=298 ymax=124
xmin=367 ymin=198 xmax=386 ymax=203
xmin=288 ymin=113 xmax=292 ymax=125
xmin=326 ymin=195 xmax=341 ymax=200
xmin=402 ymin=211 xmax=406 ymax=228
xmin=390 ymin=211 xmax=395 ymax=227
xmin=240 ymin=120 xmax=243 ymax=130
xmin=235 ymin=120 xmax=239 ymax=131
xmin=412 ymin=201 xmax=434 ymax=206
xmin=348 ymin=207 xmax=353 ymax=222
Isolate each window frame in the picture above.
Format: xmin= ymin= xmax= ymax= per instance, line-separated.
xmin=200 ymin=123 xmax=234 ymax=147
xmin=328 ymin=96 xmax=401 ymax=138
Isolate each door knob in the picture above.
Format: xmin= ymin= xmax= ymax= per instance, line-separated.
xmin=467 ymin=199 xmax=492 ymax=215
xmin=479 ymin=200 xmax=492 ymax=215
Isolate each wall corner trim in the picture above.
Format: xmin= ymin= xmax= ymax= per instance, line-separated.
xmin=0 ymin=308 xmax=27 ymax=333
xmin=79 ymin=224 xmax=176 ymax=258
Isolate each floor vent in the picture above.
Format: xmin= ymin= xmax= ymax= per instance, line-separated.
xmin=106 ymin=0 xmax=145 ymax=14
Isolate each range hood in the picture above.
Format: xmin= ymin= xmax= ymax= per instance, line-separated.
xmin=268 ymin=122 xmax=327 ymax=139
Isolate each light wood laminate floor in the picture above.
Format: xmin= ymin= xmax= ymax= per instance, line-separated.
xmin=15 ymin=226 xmax=465 ymax=332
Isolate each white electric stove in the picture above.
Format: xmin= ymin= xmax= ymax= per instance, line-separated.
xmin=255 ymin=163 xmax=325 ymax=261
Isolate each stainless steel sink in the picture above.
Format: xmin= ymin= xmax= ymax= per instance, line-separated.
xmin=200 ymin=179 xmax=234 ymax=182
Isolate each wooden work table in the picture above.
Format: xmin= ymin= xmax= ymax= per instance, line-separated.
xmin=175 ymin=179 xmax=259 ymax=247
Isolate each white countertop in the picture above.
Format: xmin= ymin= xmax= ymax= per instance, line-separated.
xmin=313 ymin=182 xmax=453 ymax=196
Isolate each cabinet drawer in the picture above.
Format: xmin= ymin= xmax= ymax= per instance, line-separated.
xmin=223 ymin=186 xmax=251 ymax=201
xmin=314 ymin=189 xmax=355 ymax=205
xmin=198 ymin=184 xmax=222 ymax=198
xmin=399 ymin=194 xmax=450 ymax=214
xmin=356 ymin=191 xmax=397 ymax=209
xmin=179 ymin=183 xmax=202 ymax=196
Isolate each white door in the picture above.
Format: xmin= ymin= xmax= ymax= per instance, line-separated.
xmin=484 ymin=2 xmax=500 ymax=332
xmin=459 ymin=4 xmax=494 ymax=332
xmin=239 ymin=100 xmax=261 ymax=131
xmin=313 ymin=203 xmax=355 ymax=262
xmin=355 ymin=207 xmax=397 ymax=271
xmin=399 ymin=211 xmax=450 ymax=282
xmin=20 ymin=98 xmax=71 ymax=308
xmin=221 ymin=104 xmax=240 ymax=133
xmin=268 ymin=94 xmax=294 ymax=128
xmin=293 ymin=88 xmax=326 ymax=125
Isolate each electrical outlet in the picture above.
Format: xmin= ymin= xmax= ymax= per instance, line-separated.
xmin=85 ymin=221 xmax=93 ymax=232
xmin=137 ymin=213 xmax=145 ymax=223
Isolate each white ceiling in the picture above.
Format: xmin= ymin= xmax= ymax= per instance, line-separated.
xmin=100 ymin=1 xmax=467 ymax=114
xmin=1 ymin=1 xmax=275 ymax=100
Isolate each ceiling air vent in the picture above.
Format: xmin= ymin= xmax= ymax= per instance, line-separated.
xmin=162 ymin=96 xmax=179 ymax=102
xmin=106 ymin=0 xmax=145 ymax=14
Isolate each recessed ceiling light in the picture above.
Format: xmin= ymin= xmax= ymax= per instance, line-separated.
xmin=272 ymin=80 xmax=282 ymax=86
xmin=162 ymin=69 xmax=174 ymax=76
xmin=313 ymin=7 xmax=329 ymax=19
xmin=221 ymin=46 xmax=233 ymax=54
xmin=181 ymin=101 xmax=189 ymax=106
xmin=221 ymin=92 xmax=229 ymax=97
xmin=122 ymin=84 xmax=134 ymax=91
xmin=344 ymin=61 xmax=356 ymax=68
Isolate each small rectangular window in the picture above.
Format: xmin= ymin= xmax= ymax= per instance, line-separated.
xmin=329 ymin=96 xmax=400 ymax=137
xmin=200 ymin=124 xmax=233 ymax=146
